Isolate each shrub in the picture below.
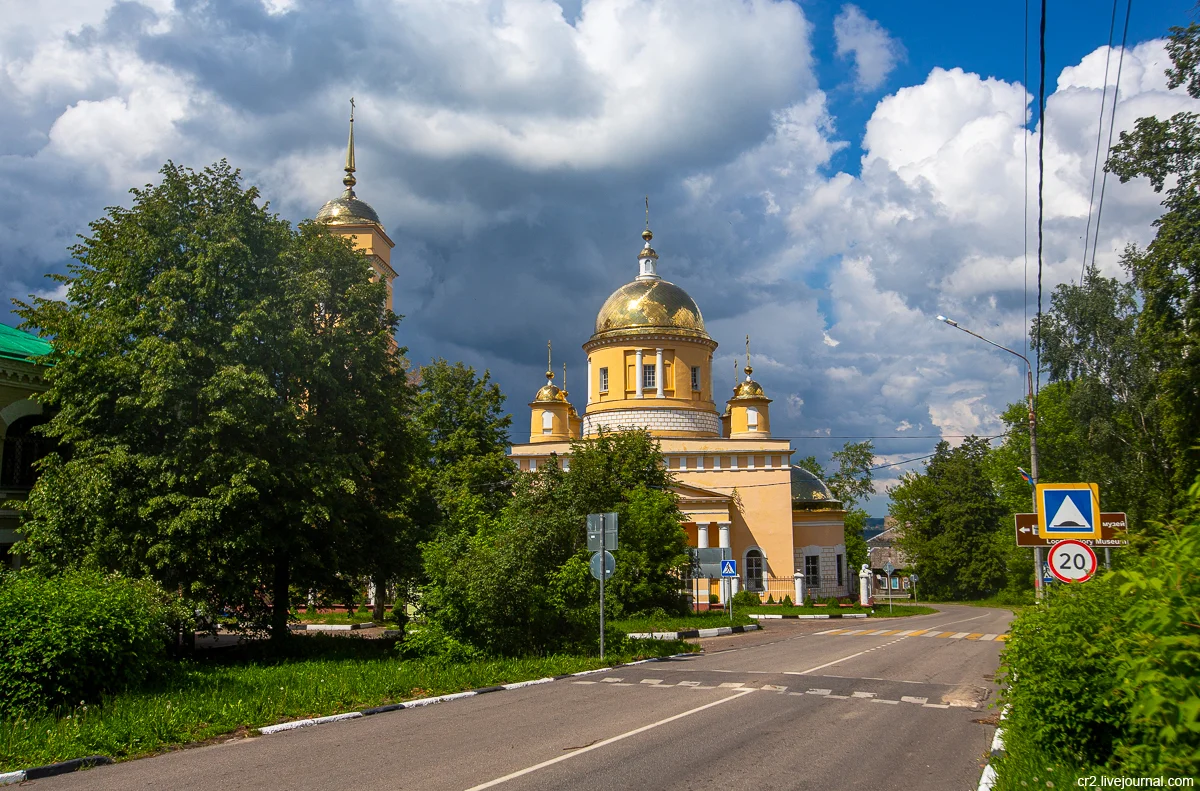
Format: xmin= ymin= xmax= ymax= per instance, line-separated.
xmin=781 ymin=595 xmax=793 ymax=607
xmin=0 ymin=570 xmax=190 ymax=717
xmin=999 ymin=576 xmax=1125 ymax=766
xmin=730 ymin=590 xmax=761 ymax=608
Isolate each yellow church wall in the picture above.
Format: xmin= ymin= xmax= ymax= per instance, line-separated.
xmin=585 ymin=337 xmax=715 ymax=410
xmin=527 ymin=402 xmax=572 ymax=443
xmin=728 ymin=399 xmax=771 ymax=437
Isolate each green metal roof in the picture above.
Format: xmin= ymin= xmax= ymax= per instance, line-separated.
xmin=0 ymin=323 xmax=52 ymax=363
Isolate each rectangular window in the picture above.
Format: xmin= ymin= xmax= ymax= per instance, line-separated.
xmin=804 ymin=556 xmax=820 ymax=589
xmin=562 ymin=458 xmax=570 ymax=471
xmin=728 ymin=456 xmax=737 ymax=470
xmin=836 ymin=554 xmax=844 ymax=586
xmin=692 ymin=457 xmax=702 ymax=470
xmin=529 ymin=458 xmax=537 ymax=471
xmin=599 ymin=367 xmax=609 ymax=393
xmin=711 ymin=456 xmax=720 ymax=470
xmin=691 ymin=366 xmax=700 ymax=390
xmin=679 ymin=457 xmax=687 ymax=471
xmin=643 ymin=364 xmax=656 ymax=389
xmin=891 ymin=576 xmax=900 ymax=590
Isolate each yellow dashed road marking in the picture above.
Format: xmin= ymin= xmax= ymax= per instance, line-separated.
xmin=965 ymin=633 xmax=984 ymax=640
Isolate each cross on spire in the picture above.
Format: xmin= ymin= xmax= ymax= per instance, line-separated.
xmin=343 ymin=97 xmax=357 ymax=193
xmin=545 ymin=340 xmax=554 ymax=381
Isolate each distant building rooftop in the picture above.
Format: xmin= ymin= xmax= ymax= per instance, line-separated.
xmin=0 ymin=324 xmax=51 ymax=363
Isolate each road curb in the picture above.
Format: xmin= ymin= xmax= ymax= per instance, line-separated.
xmin=253 ymin=652 xmax=696 ymax=737
xmin=0 ymin=756 xmax=112 ymax=786
xmin=976 ymin=706 xmax=1008 ymax=791
xmin=626 ymin=624 xmax=760 ymax=640
xmin=289 ymin=622 xmax=376 ymax=631
xmin=747 ymin=612 xmax=869 ymax=620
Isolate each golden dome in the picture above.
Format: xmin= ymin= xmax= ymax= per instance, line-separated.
xmin=316 ymin=190 xmax=383 ymax=229
xmin=733 ymin=379 xmax=765 ymax=398
xmin=593 ymin=279 xmax=708 ymax=339
xmin=730 ymin=364 xmax=766 ymax=399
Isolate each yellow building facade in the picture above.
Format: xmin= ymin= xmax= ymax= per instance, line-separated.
xmin=509 ymin=226 xmax=851 ymax=603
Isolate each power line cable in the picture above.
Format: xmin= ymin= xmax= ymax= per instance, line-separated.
xmin=1087 ymin=0 xmax=1134 ymax=277
xmin=1034 ymin=0 xmax=1047 ymax=401
xmin=1080 ymin=0 xmax=1121 ymax=286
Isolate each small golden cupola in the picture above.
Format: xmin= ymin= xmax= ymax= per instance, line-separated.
xmin=529 ymin=342 xmax=575 ymax=443
xmin=726 ymin=336 xmax=772 ymax=438
xmin=315 ymin=98 xmax=398 ymax=313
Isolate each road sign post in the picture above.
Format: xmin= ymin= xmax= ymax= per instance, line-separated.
xmin=720 ymin=560 xmax=737 ymax=623
xmin=909 ymin=572 xmax=919 ymax=607
xmin=587 ymin=513 xmax=618 ymax=660
xmin=1036 ymin=483 xmax=1102 ymax=539
xmin=883 ymin=561 xmax=895 ymax=614
xmin=1047 ymin=539 xmax=1098 ymax=583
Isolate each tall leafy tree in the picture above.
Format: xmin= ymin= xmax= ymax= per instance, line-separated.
xmin=15 ymin=161 xmax=419 ymax=640
xmin=1106 ymin=22 xmax=1200 ymax=500
xmin=891 ymin=438 xmax=1008 ymax=599
xmin=413 ymin=359 xmax=514 ymax=539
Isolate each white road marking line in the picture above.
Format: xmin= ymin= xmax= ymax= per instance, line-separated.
xmin=949 ymin=632 xmax=969 ymax=639
xmin=871 ymin=699 xmax=900 ymax=705
xmin=572 ymin=681 xmax=598 ymax=685
xmin=813 ymin=629 xmax=839 ymax=635
xmin=600 ymin=678 xmax=624 ymax=683
xmin=806 ymin=689 xmax=832 ymax=696
xmin=852 ymin=691 xmax=876 ymax=698
xmin=896 ymin=630 xmax=916 ymax=636
xmin=639 ymin=679 xmax=663 ymax=685
xmin=676 ymin=681 xmax=700 ymax=687
xmin=981 ymin=633 xmax=999 ymax=641
xmin=785 ymin=636 xmax=907 ymax=675
xmin=461 ymin=689 xmax=757 ymax=791
xmin=826 ymin=694 xmax=850 ymax=699
xmin=695 ymin=685 xmax=716 ymax=689
xmin=924 ymin=703 xmax=950 ymax=709
xmin=762 ymin=684 xmax=788 ymax=692
xmin=718 ymin=682 xmax=745 ymax=688
xmin=901 ymin=696 xmax=928 ymax=705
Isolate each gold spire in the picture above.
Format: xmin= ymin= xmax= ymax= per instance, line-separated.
xmin=546 ymin=339 xmax=553 ymax=382
xmin=643 ymin=195 xmax=652 ymax=242
xmin=562 ymin=362 xmax=567 ymax=394
xmin=343 ymin=97 xmax=357 ymax=194
xmin=745 ymin=335 xmax=753 ymax=379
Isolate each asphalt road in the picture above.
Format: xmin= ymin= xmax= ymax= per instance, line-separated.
xmin=31 ymin=605 xmax=1012 ymax=791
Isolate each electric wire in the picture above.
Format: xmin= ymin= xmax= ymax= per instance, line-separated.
xmin=1087 ymin=0 xmax=1134 ymax=277
xmin=1034 ymin=0 xmax=1047 ymax=401
xmin=1080 ymin=0 xmax=1121 ymax=286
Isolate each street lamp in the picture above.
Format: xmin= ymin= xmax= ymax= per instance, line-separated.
xmin=935 ymin=315 xmax=1043 ymax=599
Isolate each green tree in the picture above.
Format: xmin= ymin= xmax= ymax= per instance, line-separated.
xmin=419 ymin=429 xmax=689 ymax=655
xmin=1106 ymin=22 xmax=1200 ymax=501
xmin=15 ymin=161 xmax=419 ymax=640
xmin=891 ymin=438 xmax=1008 ymax=599
xmin=413 ymin=359 xmax=514 ymax=539
xmin=797 ymin=440 xmax=875 ymax=574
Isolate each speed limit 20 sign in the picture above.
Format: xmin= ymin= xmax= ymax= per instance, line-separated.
xmin=1048 ymin=540 xmax=1099 ymax=583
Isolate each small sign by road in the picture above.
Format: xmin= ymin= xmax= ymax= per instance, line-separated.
xmin=586 ymin=512 xmax=619 ymax=552
xmin=1014 ymin=513 xmax=1128 ymax=547
xmin=720 ymin=559 xmax=738 ymax=578
xmin=1036 ymin=483 xmax=1101 ymax=539
xmin=590 ymin=550 xmax=615 ymax=581
xmin=883 ymin=560 xmax=895 ymax=576
xmin=1048 ymin=540 xmax=1098 ymax=583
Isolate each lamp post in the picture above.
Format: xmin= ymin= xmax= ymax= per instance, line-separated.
xmin=936 ymin=316 xmax=1043 ymax=600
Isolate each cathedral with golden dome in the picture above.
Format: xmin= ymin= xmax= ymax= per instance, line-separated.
xmin=315 ymin=105 xmax=850 ymax=604
xmin=508 ymin=220 xmax=851 ymax=604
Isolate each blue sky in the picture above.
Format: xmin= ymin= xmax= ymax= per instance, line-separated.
xmin=0 ymin=0 xmax=1196 ymax=514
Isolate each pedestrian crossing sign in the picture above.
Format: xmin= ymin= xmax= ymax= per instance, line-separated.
xmin=720 ymin=560 xmax=738 ymax=578
xmin=1036 ymin=483 xmax=1101 ymax=539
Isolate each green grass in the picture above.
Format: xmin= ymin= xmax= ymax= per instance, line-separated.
xmin=0 ymin=635 xmax=686 ymax=772
xmin=609 ymin=612 xmax=755 ymax=632
xmin=297 ymin=608 xmax=384 ymax=625
xmin=741 ymin=604 xmax=938 ymax=617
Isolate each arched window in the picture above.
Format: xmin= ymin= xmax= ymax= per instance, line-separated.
xmin=746 ymin=406 xmax=759 ymax=429
xmin=745 ymin=549 xmax=764 ymax=592
xmin=541 ymin=410 xmax=554 ymax=434
xmin=1 ymin=415 xmax=51 ymax=488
